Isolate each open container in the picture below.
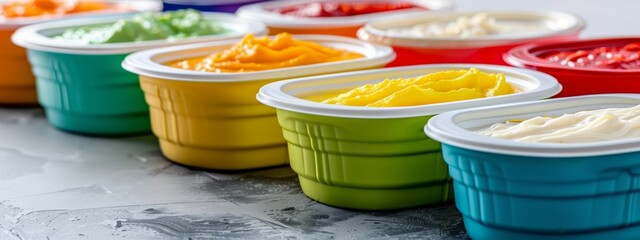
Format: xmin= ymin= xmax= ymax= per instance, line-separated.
xmin=162 ymin=0 xmax=269 ymax=13
xmin=426 ymin=94 xmax=640 ymax=240
xmin=12 ymin=12 xmax=266 ymax=135
xmin=236 ymin=0 xmax=453 ymax=37
xmin=257 ymin=64 xmax=561 ymax=210
xmin=505 ymin=37 xmax=640 ymax=97
xmin=358 ymin=10 xmax=585 ymax=67
xmin=0 ymin=0 xmax=162 ymax=105
xmin=122 ymin=35 xmax=395 ymax=170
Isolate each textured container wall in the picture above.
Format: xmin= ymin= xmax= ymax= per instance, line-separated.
xmin=524 ymin=66 xmax=640 ymax=98
xmin=442 ymin=144 xmax=640 ymax=239
xmin=387 ymin=34 xmax=581 ymax=67
xmin=268 ymin=26 xmax=362 ymax=38
xmin=277 ymin=109 xmax=453 ymax=209
xmin=140 ymin=76 xmax=288 ymax=170
xmin=28 ymin=50 xmax=150 ymax=134
xmin=0 ymin=29 xmax=37 ymax=104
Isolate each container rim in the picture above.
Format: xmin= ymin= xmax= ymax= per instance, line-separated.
xmin=236 ymin=0 xmax=454 ymax=29
xmin=426 ymin=94 xmax=640 ymax=157
xmin=122 ymin=34 xmax=396 ymax=82
xmin=358 ymin=10 xmax=585 ymax=48
xmin=163 ymin=0 xmax=263 ymax=6
xmin=11 ymin=12 xmax=267 ymax=55
xmin=0 ymin=0 xmax=162 ymax=29
xmin=256 ymin=64 xmax=562 ymax=119
xmin=504 ymin=36 xmax=640 ymax=74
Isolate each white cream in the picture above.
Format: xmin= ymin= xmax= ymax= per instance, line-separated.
xmin=477 ymin=105 xmax=640 ymax=143
xmin=387 ymin=13 xmax=551 ymax=38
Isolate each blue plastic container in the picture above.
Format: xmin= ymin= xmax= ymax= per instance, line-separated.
xmin=162 ymin=0 xmax=270 ymax=13
xmin=425 ymin=94 xmax=640 ymax=240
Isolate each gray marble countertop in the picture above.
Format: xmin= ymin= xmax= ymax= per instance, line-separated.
xmin=1 ymin=1 xmax=634 ymax=239
xmin=0 ymin=108 xmax=466 ymax=239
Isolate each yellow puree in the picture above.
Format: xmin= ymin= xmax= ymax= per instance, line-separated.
xmin=318 ymin=68 xmax=516 ymax=107
xmin=169 ymin=33 xmax=364 ymax=73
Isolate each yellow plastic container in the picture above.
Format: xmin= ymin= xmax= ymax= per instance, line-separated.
xmin=0 ymin=0 xmax=161 ymax=105
xmin=123 ymin=35 xmax=395 ymax=170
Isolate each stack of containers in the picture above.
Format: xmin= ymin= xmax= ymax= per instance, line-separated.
xmin=0 ymin=0 xmax=162 ymax=105
xmin=162 ymin=0 xmax=269 ymax=13
xmin=12 ymin=12 xmax=266 ymax=135
xmin=237 ymin=0 xmax=454 ymax=37
xmin=358 ymin=11 xmax=585 ymax=66
xmin=257 ymin=64 xmax=562 ymax=210
xmin=122 ymin=35 xmax=395 ymax=170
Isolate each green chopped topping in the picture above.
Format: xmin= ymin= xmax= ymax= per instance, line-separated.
xmin=56 ymin=9 xmax=227 ymax=44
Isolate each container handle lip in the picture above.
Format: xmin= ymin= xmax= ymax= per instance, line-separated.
xmin=425 ymin=94 xmax=640 ymax=158
xmin=256 ymin=64 xmax=562 ymax=119
xmin=358 ymin=10 xmax=585 ymax=49
xmin=10 ymin=12 xmax=268 ymax=55
xmin=504 ymin=37 xmax=640 ymax=74
xmin=235 ymin=0 xmax=455 ymax=28
xmin=121 ymin=34 xmax=396 ymax=82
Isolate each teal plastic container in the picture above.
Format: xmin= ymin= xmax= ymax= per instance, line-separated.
xmin=258 ymin=64 xmax=561 ymax=210
xmin=28 ymin=51 xmax=149 ymax=134
xmin=426 ymin=94 xmax=640 ymax=240
xmin=11 ymin=13 xmax=266 ymax=135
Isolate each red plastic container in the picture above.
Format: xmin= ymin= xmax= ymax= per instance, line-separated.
xmin=505 ymin=37 xmax=640 ymax=97
xmin=358 ymin=11 xmax=585 ymax=67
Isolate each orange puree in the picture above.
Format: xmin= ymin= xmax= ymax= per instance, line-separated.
xmin=168 ymin=33 xmax=364 ymax=73
xmin=1 ymin=0 xmax=112 ymax=18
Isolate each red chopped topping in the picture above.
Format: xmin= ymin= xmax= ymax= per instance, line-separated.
xmin=542 ymin=42 xmax=640 ymax=70
xmin=275 ymin=2 xmax=418 ymax=17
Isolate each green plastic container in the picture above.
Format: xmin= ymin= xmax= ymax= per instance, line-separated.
xmin=257 ymin=64 xmax=562 ymax=210
xmin=12 ymin=13 xmax=266 ymax=135
xmin=280 ymin=110 xmax=452 ymax=210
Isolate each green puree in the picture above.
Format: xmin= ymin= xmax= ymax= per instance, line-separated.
xmin=56 ymin=10 xmax=227 ymax=44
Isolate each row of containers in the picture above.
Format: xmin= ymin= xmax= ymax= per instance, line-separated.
xmin=2 ymin=0 xmax=640 ymax=239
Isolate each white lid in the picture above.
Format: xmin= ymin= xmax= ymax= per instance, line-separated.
xmin=0 ymin=0 xmax=162 ymax=29
xmin=426 ymin=94 xmax=640 ymax=157
xmin=236 ymin=0 xmax=454 ymax=29
xmin=11 ymin=12 xmax=267 ymax=55
xmin=257 ymin=64 xmax=561 ymax=119
xmin=358 ymin=10 xmax=586 ymax=48
xmin=122 ymin=34 xmax=396 ymax=82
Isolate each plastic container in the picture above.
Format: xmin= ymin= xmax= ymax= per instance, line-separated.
xmin=162 ymin=0 xmax=269 ymax=13
xmin=257 ymin=64 xmax=561 ymax=210
xmin=237 ymin=0 xmax=453 ymax=37
xmin=358 ymin=10 xmax=585 ymax=67
xmin=426 ymin=94 xmax=640 ymax=240
xmin=505 ymin=37 xmax=640 ymax=98
xmin=0 ymin=0 xmax=162 ymax=105
xmin=12 ymin=13 xmax=266 ymax=135
xmin=122 ymin=35 xmax=395 ymax=170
